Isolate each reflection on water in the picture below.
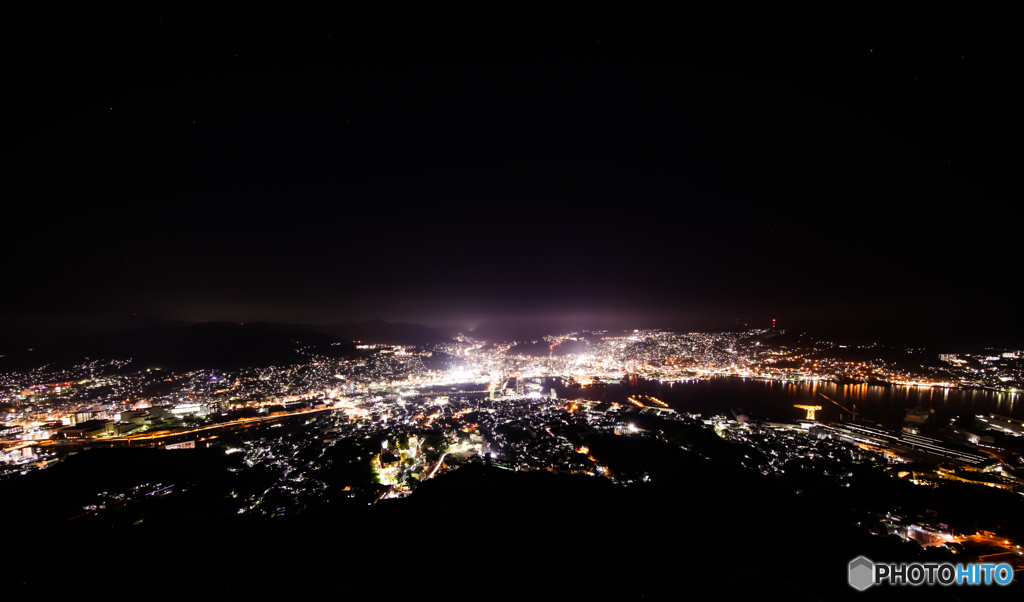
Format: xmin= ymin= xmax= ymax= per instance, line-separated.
xmin=546 ymin=376 xmax=1020 ymax=424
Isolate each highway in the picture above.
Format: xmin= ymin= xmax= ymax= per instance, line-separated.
xmin=35 ymin=406 xmax=338 ymax=449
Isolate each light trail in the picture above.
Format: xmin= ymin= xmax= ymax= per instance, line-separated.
xmin=146 ymin=484 xmax=175 ymax=496
xmin=425 ymin=452 xmax=449 ymax=480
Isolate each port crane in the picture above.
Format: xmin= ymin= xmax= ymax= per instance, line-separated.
xmin=794 ymin=404 xmax=823 ymax=420
xmin=818 ymin=392 xmax=857 ymax=421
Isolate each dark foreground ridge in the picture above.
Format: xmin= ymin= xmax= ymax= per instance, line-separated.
xmin=5 ymin=448 xmax=1020 ymax=600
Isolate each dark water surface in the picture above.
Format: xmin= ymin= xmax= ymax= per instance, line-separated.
xmin=545 ymin=376 xmax=1022 ymax=424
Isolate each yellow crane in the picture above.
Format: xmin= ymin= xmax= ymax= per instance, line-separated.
xmin=794 ymin=404 xmax=823 ymax=420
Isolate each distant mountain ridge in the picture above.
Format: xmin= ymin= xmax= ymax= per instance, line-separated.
xmin=0 ymin=318 xmax=466 ymax=373
xmin=0 ymin=322 xmax=346 ymax=373
xmin=3 ymin=314 xmax=1013 ymax=375
xmin=320 ymin=319 xmax=460 ymax=345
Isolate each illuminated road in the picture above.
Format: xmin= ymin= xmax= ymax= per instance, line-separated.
xmin=34 ymin=406 xmax=338 ymax=449
xmin=424 ymin=452 xmax=449 ymax=480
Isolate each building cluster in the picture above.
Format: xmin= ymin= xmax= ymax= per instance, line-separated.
xmin=1 ymin=339 xmax=1021 ymax=565
xmin=423 ymin=329 xmax=1022 ymax=393
xmin=1 ymin=329 xmax=1020 ymax=464
xmin=2 ymin=330 xmax=1022 ymax=541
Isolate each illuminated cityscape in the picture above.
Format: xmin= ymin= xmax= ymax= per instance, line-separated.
xmin=3 ymin=325 xmax=1023 ymax=596
xmin=3 ymin=327 xmax=1022 ymax=506
xmin=5 ymin=7 xmax=1021 ymax=599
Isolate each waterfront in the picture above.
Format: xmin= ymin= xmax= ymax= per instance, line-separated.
xmin=546 ymin=376 xmax=1022 ymax=424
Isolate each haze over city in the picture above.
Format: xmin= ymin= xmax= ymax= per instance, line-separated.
xmin=5 ymin=7 xmax=1020 ymax=351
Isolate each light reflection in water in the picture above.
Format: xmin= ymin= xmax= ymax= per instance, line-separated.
xmin=548 ymin=376 xmax=1021 ymax=422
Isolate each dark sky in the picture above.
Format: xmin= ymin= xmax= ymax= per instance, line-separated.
xmin=6 ymin=8 xmax=1020 ymax=347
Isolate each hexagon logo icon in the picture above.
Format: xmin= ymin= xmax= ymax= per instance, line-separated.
xmin=849 ymin=556 xmax=874 ymax=591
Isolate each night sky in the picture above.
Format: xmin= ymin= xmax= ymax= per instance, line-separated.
xmin=6 ymin=8 xmax=1020 ymax=348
